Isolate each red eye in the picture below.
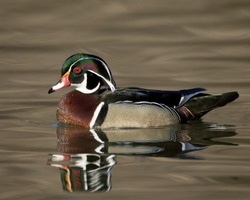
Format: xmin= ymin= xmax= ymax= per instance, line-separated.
xmin=73 ymin=67 xmax=82 ymax=74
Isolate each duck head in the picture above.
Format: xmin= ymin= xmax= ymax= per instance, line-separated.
xmin=48 ymin=53 xmax=116 ymax=94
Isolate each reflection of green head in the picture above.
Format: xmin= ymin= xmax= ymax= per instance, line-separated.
xmin=57 ymin=154 xmax=115 ymax=192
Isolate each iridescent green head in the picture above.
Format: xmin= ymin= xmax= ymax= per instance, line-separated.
xmin=48 ymin=53 xmax=116 ymax=94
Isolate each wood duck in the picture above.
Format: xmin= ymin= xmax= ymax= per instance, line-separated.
xmin=48 ymin=53 xmax=239 ymax=129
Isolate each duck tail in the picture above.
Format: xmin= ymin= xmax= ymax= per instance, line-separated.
xmin=176 ymin=92 xmax=239 ymax=122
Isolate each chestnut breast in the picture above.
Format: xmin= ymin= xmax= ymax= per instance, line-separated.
xmin=57 ymin=90 xmax=100 ymax=127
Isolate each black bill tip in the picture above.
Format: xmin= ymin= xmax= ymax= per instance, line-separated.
xmin=48 ymin=88 xmax=55 ymax=94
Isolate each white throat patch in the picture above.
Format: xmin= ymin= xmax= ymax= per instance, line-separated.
xmin=73 ymin=73 xmax=101 ymax=94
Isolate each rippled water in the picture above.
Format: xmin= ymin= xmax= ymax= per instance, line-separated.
xmin=0 ymin=1 xmax=250 ymax=199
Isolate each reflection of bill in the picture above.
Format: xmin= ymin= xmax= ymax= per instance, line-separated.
xmin=48 ymin=154 xmax=116 ymax=192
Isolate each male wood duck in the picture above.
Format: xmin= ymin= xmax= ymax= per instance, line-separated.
xmin=48 ymin=53 xmax=239 ymax=129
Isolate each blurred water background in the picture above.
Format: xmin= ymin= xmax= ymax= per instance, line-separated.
xmin=0 ymin=0 xmax=250 ymax=199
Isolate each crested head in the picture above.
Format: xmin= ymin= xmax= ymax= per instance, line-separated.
xmin=48 ymin=53 xmax=116 ymax=94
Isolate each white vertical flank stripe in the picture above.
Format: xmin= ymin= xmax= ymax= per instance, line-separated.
xmin=89 ymin=102 xmax=105 ymax=128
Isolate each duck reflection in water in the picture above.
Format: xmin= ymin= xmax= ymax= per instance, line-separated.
xmin=48 ymin=122 xmax=237 ymax=193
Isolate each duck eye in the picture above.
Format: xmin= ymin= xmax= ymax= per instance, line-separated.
xmin=73 ymin=67 xmax=82 ymax=74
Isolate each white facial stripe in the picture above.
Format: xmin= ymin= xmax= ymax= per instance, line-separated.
xmin=68 ymin=58 xmax=85 ymax=71
xmin=89 ymin=70 xmax=116 ymax=92
xmin=89 ymin=102 xmax=105 ymax=128
xmin=74 ymin=73 xmax=101 ymax=94
xmin=68 ymin=57 xmax=113 ymax=82
xmin=88 ymin=57 xmax=112 ymax=81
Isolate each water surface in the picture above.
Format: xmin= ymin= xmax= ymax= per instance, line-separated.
xmin=0 ymin=1 xmax=250 ymax=199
